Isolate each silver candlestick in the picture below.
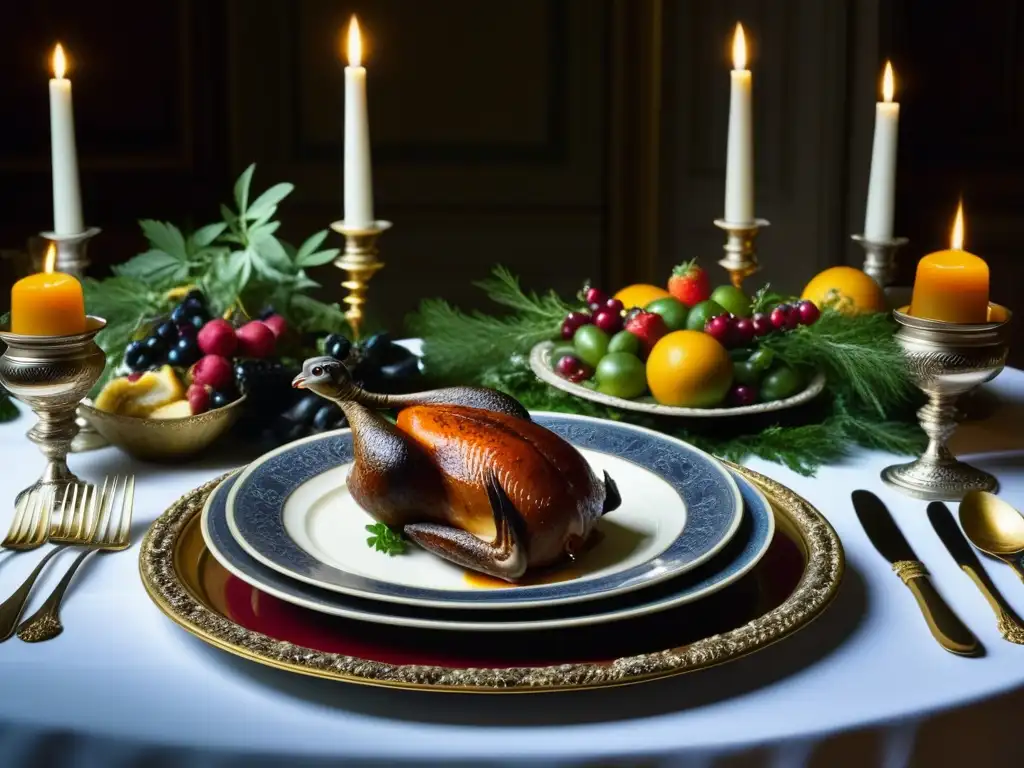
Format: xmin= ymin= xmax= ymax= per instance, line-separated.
xmin=38 ymin=227 xmax=101 ymax=279
xmin=851 ymin=233 xmax=908 ymax=289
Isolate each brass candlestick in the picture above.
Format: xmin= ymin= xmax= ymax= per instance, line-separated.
xmin=0 ymin=317 xmax=106 ymax=503
xmin=851 ymin=233 xmax=908 ymax=289
xmin=882 ymin=305 xmax=1011 ymax=501
xmin=714 ymin=218 xmax=769 ymax=288
xmin=330 ymin=220 xmax=391 ymax=340
xmin=38 ymin=227 xmax=101 ymax=279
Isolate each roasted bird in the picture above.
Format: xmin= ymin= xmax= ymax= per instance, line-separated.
xmin=293 ymin=356 xmax=620 ymax=581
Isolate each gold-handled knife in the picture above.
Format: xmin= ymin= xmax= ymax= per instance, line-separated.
xmin=852 ymin=490 xmax=981 ymax=656
xmin=928 ymin=502 xmax=1024 ymax=644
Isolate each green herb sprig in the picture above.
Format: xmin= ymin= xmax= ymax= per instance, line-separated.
xmin=406 ymin=266 xmax=573 ymax=382
xmin=83 ymin=164 xmax=348 ymax=393
xmin=407 ymin=266 xmax=924 ymax=475
xmin=366 ymin=523 xmax=407 ymax=556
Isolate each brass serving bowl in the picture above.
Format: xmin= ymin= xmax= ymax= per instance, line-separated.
xmin=79 ymin=395 xmax=247 ymax=461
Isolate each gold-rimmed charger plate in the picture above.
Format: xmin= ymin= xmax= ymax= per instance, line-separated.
xmin=530 ymin=341 xmax=827 ymax=418
xmin=140 ymin=463 xmax=843 ymax=693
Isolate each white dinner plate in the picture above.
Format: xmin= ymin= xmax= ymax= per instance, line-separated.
xmin=225 ymin=413 xmax=744 ymax=610
xmin=203 ymin=467 xmax=774 ymax=632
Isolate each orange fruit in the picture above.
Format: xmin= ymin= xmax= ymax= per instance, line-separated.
xmin=613 ymin=284 xmax=671 ymax=310
xmin=646 ymin=330 xmax=733 ymax=407
xmin=800 ymin=266 xmax=886 ymax=315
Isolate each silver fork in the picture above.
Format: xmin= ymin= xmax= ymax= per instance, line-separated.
xmin=0 ymin=488 xmax=59 ymax=640
xmin=18 ymin=476 xmax=134 ymax=643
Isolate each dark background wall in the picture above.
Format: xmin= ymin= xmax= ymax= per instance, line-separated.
xmin=0 ymin=0 xmax=1020 ymax=355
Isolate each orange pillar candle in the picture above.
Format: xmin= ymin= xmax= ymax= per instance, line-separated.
xmin=10 ymin=244 xmax=87 ymax=335
xmin=908 ymin=201 xmax=989 ymax=324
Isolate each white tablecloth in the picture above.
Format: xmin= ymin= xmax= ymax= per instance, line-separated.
xmin=3 ymin=370 xmax=1024 ymax=768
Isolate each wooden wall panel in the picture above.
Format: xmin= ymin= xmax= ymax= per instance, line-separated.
xmin=0 ymin=0 xmax=229 ymax=271
xmin=226 ymin=0 xmax=609 ymax=327
xmin=660 ymin=0 xmax=852 ymax=295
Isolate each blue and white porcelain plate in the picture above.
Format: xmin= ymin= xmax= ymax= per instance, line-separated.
xmin=204 ymin=468 xmax=773 ymax=631
xmin=225 ymin=413 xmax=744 ymax=610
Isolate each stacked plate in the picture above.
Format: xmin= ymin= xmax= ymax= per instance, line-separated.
xmin=200 ymin=412 xmax=776 ymax=633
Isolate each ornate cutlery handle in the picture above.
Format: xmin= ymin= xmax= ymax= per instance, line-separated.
xmin=962 ymin=566 xmax=1024 ymax=644
xmin=0 ymin=546 xmax=67 ymax=641
xmin=16 ymin=549 xmax=93 ymax=643
xmin=893 ymin=560 xmax=981 ymax=656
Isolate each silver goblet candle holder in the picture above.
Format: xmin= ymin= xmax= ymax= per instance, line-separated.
xmin=882 ymin=305 xmax=1012 ymax=501
xmin=329 ymin=220 xmax=392 ymax=341
xmin=714 ymin=218 xmax=769 ymax=289
xmin=0 ymin=317 xmax=106 ymax=503
xmin=35 ymin=226 xmax=107 ymax=451
xmin=851 ymin=233 xmax=908 ymax=289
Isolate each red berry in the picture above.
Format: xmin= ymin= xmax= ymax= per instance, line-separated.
xmin=604 ymin=298 xmax=624 ymax=315
xmin=770 ymin=305 xmax=791 ymax=331
xmin=556 ymin=355 xmax=582 ymax=378
xmin=783 ymin=307 xmax=800 ymax=330
xmin=191 ymin=355 xmax=234 ymax=391
xmin=561 ymin=311 xmax=592 ymax=340
xmin=262 ymin=314 xmax=288 ymax=339
xmin=585 ymin=287 xmax=608 ymax=307
xmin=568 ymin=364 xmax=593 ymax=384
xmin=732 ymin=317 xmax=755 ymax=346
xmin=126 ymin=372 xmax=143 ymax=383
xmin=752 ymin=312 xmax=773 ymax=337
xmin=667 ymin=260 xmax=712 ymax=307
xmin=797 ymin=300 xmax=821 ymax=325
xmin=704 ymin=314 xmax=733 ymax=345
xmin=727 ymin=384 xmax=758 ymax=407
xmin=187 ymin=383 xmax=211 ymax=415
xmin=593 ymin=308 xmax=623 ymax=334
xmin=236 ymin=321 xmax=277 ymax=358
xmin=197 ymin=319 xmax=237 ymax=357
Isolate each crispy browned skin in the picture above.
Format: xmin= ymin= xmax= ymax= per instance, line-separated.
xmin=376 ymin=405 xmax=606 ymax=568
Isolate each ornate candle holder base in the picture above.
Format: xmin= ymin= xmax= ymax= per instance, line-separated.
xmin=38 ymin=226 xmax=101 ymax=279
xmin=851 ymin=233 xmax=908 ymax=289
xmin=0 ymin=317 xmax=106 ymax=503
xmin=714 ymin=219 xmax=769 ymax=289
xmin=881 ymin=305 xmax=1011 ymax=501
xmin=329 ymin=220 xmax=391 ymax=341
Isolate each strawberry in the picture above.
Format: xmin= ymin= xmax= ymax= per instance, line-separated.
xmin=668 ymin=260 xmax=711 ymax=307
xmin=623 ymin=310 xmax=668 ymax=360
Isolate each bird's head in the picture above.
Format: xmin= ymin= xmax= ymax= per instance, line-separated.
xmin=292 ymin=356 xmax=355 ymax=401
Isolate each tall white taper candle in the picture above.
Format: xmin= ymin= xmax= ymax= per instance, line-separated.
xmin=724 ymin=23 xmax=754 ymax=225
xmin=49 ymin=44 xmax=84 ymax=236
xmin=344 ymin=17 xmax=374 ymax=227
xmin=864 ymin=61 xmax=900 ymax=242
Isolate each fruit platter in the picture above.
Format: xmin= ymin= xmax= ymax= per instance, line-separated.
xmin=80 ymin=288 xmax=423 ymax=459
xmin=530 ymin=261 xmax=829 ymax=417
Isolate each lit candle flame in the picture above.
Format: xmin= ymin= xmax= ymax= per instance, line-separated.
xmin=951 ymin=200 xmax=965 ymax=251
xmin=43 ymin=243 xmax=57 ymax=274
xmin=732 ymin=23 xmax=747 ymax=70
xmin=882 ymin=60 xmax=894 ymax=103
xmin=347 ymin=16 xmax=362 ymax=67
xmin=52 ymin=44 xmax=67 ymax=79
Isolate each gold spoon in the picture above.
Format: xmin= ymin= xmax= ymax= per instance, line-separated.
xmin=959 ymin=490 xmax=1024 ymax=582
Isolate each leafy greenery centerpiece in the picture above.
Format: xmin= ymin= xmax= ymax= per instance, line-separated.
xmin=407 ymin=267 xmax=925 ymax=475
xmin=83 ymin=164 xmax=347 ymax=394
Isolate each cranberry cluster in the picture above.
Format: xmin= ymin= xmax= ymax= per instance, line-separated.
xmin=704 ymin=299 xmax=820 ymax=347
xmin=561 ymin=287 xmax=625 ymax=338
